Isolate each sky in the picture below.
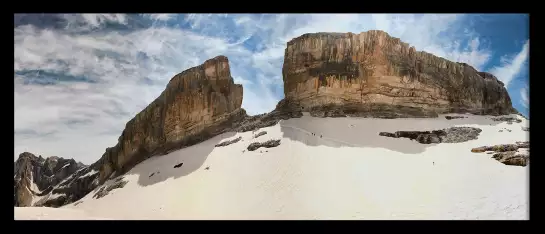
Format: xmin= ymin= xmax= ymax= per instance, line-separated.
xmin=14 ymin=14 xmax=529 ymax=163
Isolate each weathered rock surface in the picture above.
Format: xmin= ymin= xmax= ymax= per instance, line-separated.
xmin=281 ymin=31 xmax=516 ymax=118
xmin=247 ymin=140 xmax=281 ymax=151
xmin=253 ymin=131 xmax=267 ymax=139
xmin=492 ymin=116 xmax=522 ymax=124
xmin=471 ymin=142 xmax=529 ymax=167
xmin=471 ymin=141 xmax=529 ymax=153
xmin=379 ymin=127 xmax=482 ymax=144
xmin=235 ymin=99 xmax=303 ymax=132
xmin=92 ymin=177 xmax=128 ymax=199
xmin=215 ymin=136 xmax=242 ymax=147
xmin=97 ymin=56 xmax=244 ymax=184
xmin=15 ymin=56 xmax=246 ymax=208
xmin=445 ymin=115 xmax=466 ymax=120
xmin=13 ymin=152 xmax=87 ymax=207
xmin=15 ymin=31 xmax=524 ymax=208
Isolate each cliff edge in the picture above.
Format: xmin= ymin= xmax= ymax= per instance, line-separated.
xmin=96 ymin=55 xmax=245 ymax=183
xmin=14 ymin=31 xmax=520 ymax=208
xmin=281 ymin=31 xmax=516 ymax=118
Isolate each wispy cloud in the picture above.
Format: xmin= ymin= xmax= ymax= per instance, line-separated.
xmin=14 ymin=14 xmax=524 ymax=163
xmin=488 ymin=40 xmax=530 ymax=88
xmin=147 ymin=14 xmax=176 ymax=22
xmin=520 ymin=86 xmax=529 ymax=109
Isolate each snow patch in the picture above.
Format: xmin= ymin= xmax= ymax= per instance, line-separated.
xmin=34 ymin=114 xmax=530 ymax=219
xmin=80 ymin=170 xmax=98 ymax=179
xmin=59 ymin=163 xmax=70 ymax=170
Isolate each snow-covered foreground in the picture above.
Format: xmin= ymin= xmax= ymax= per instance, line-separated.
xmin=15 ymin=113 xmax=530 ymax=220
xmin=14 ymin=207 xmax=110 ymax=220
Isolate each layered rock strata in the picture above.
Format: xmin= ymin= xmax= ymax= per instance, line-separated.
xmin=96 ymin=55 xmax=244 ymax=183
xmin=15 ymin=30 xmax=523 ymax=208
xmin=281 ymin=31 xmax=516 ymax=118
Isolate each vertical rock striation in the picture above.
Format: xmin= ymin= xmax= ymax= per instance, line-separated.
xmin=281 ymin=31 xmax=516 ymax=118
xmin=96 ymin=55 xmax=244 ymax=183
xmin=15 ymin=32 xmax=522 ymax=208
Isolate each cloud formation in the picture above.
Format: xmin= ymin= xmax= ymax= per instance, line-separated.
xmin=489 ymin=40 xmax=530 ymax=88
xmin=520 ymin=86 xmax=529 ymax=109
xmin=14 ymin=14 xmax=527 ymax=163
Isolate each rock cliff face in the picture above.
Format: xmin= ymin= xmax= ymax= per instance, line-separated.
xmin=14 ymin=31 xmax=520 ymax=208
xmin=281 ymin=31 xmax=516 ymax=118
xmin=96 ymin=55 xmax=244 ymax=184
xmin=14 ymin=152 xmax=87 ymax=207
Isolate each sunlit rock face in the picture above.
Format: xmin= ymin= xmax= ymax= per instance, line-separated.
xmin=97 ymin=55 xmax=244 ymax=183
xmin=281 ymin=31 xmax=516 ymax=118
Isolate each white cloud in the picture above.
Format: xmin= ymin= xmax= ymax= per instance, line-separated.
xmin=520 ymin=86 xmax=529 ymax=109
xmin=489 ymin=40 xmax=530 ymax=87
xmin=148 ymin=14 xmax=176 ymax=21
xmin=14 ymin=14 xmax=521 ymax=163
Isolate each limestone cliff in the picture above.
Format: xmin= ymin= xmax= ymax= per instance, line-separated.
xmin=14 ymin=32 xmax=521 ymax=208
xmin=281 ymin=31 xmax=516 ymax=118
xmin=97 ymin=55 xmax=244 ymax=183
xmin=14 ymin=56 xmax=246 ymax=207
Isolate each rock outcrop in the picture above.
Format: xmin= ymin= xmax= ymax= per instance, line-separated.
xmin=215 ymin=136 xmax=242 ymax=147
xmin=379 ymin=127 xmax=482 ymax=144
xmin=96 ymin=55 xmax=244 ymax=184
xmin=247 ymin=139 xmax=281 ymax=151
xmin=471 ymin=142 xmax=529 ymax=166
xmin=13 ymin=152 xmax=87 ymax=207
xmin=281 ymin=31 xmax=516 ymax=118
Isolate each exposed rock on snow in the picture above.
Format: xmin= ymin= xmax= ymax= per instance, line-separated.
xmin=214 ymin=137 xmax=242 ymax=147
xmin=445 ymin=116 xmax=466 ymax=120
xmin=492 ymin=116 xmax=522 ymax=124
xmin=247 ymin=140 xmax=281 ymax=151
xmin=93 ymin=177 xmax=128 ymax=199
xmin=379 ymin=127 xmax=482 ymax=144
xmin=471 ymin=141 xmax=529 ymax=167
xmin=253 ymin=131 xmax=267 ymax=139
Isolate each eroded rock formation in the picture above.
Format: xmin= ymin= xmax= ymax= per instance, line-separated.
xmin=281 ymin=31 xmax=516 ymax=118
xmin=215 ymin=136 xmax=242 ymax=147
xmin=13 ymin=152 xmax=87 ymax=207
xmin=379 ymin=127 xmax=482 ymax=144
xmin=247 ymin=139 xmax=281 ymax=151
xmin=471 ymin=142 xmax=529 ymax=166
xmin=97 ymin=55 xmax=244 ymax=184
xmin=15 ymin=30 xmax=523 ymax=208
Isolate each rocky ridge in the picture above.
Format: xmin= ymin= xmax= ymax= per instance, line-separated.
xmin=14 ymin=152 xmax=88 ymax=207
xmin=15 ymin=30 xmax=522 ymax=208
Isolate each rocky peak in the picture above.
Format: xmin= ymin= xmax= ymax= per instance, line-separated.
xmin=14 ymin=152 xmax=86 ymax=207
xmin=282 ymin=30 xmax=516 ymax=117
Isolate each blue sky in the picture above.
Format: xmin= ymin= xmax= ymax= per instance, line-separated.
xmin=14 ymin=14 xmax=529 ymax=163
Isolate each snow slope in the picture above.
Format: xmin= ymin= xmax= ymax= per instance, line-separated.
xmin=15 ymin=113 xmax=529 ymax=220
xmin=14 ymin=207 xmax=110 ymax=220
